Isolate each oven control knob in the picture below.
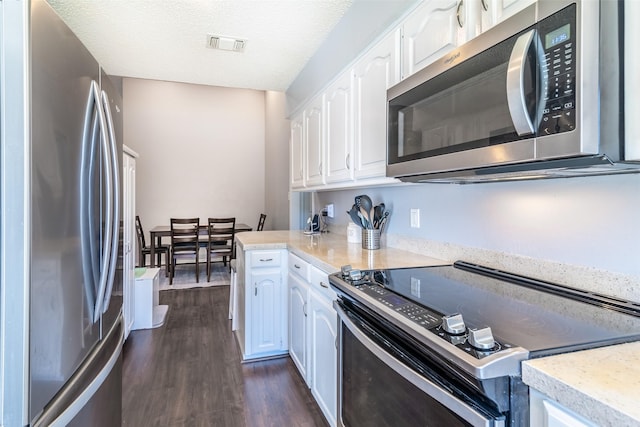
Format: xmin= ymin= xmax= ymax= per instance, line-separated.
xmin=341 ymin=265 xmax=353 ymax=278
xmin=348 ymin=269 xmax=363 ymax=282
xmin=467 ymin=327 xmax=495 ymax=350
xmin=441 ymin=313 xmax=466 ymax=335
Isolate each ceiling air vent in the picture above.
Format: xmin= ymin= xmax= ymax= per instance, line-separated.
xmin=206 ymin=34 xmax=247 ymax=52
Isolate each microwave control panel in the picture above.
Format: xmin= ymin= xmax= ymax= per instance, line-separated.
xmin=539 ymin=5 xmax=576 ymax=136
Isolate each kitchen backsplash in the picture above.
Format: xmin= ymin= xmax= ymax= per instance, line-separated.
xmin=325 ymin=223 xmax=639 ymax=304
xmin=315 ymin=172 xmax=640 ymax=302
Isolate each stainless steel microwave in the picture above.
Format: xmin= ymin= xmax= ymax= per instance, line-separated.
xmin=387 ymin=0 xmax=639 ymax=183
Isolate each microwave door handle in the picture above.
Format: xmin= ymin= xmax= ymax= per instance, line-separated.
xmin=506 ymin=29 xmax=536 ymax=136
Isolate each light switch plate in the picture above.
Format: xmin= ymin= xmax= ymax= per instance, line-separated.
xmin=410 ymin=208 xmax=420 ymax=228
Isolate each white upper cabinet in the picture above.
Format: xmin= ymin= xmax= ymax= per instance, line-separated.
xmin=492 ymin=0 xmax=536 ymax=26
xmin=478 ymin=0 xmax=536 ymax=33
xmin=401 ymin=0 xmax=534 ymax=78
xmin=325 ymin=72 xmax=353 ymax=184
xmin=353 ymin=29 xmax=401 ymax=179
xmin=290 ymin=113 xmax=305 ymax=189
xmin=290 ymin=0 xmax=537 ymax=191
xmin=401 ymin=0 xmax=468 ymax=77
xmin=304 ymin=95 xmax=325 ymax=186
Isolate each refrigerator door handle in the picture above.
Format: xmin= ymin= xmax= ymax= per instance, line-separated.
xmin=80 ymin=81 xmax=100 ymax=320
xmin=92 ymin=82 xmax=113 ymax=323
xmin=100 ymin=89 xmax=120 ymax=314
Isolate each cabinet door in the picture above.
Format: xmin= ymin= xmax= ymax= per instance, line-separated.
xmin=122 ymin=152 xmax=136 ymax=340
xmin=325 ymin=72 xmax=353 ymax=183
xmin=290 ymin=113 xmax=305 ymax=188
xmin=530 ymin=390 xmax=596 ymax=427
xmin=493 ymin=0 xmax=535 ymax=25
xmin=305 ymin=96 xmax=325 ymax=186
xmin=310 ymin=290 xmax=338 ymax=427
xmin=402 ymin=0 xmax=465 ymax=77
xmin=250 ymin=270 xmax=284 ymax=354
xmin=353 ymin=29 xmax=400 ymax=179
xmin=288 ymin=273 xmax=310 ymax=384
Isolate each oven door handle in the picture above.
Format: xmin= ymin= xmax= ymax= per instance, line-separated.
xmin=336 ymin=303 xmax=505 ymax=427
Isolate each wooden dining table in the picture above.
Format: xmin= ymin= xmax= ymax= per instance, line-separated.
xmin=148 ymin=223 xmax=253 ymax=268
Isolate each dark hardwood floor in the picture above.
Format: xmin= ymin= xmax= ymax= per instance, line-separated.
xmin=122 ymin=286 xmax=328 ymax=427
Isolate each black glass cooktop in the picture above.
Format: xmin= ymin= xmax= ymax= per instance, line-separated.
xmin=340 ymin=262 xmax=640 ymax=357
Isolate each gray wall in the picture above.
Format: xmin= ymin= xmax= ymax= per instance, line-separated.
xmin=265 ymin=91 xmax=291 ymax=230
xmin=123 ymin=78 xmax=266 ymax=234
xmin=315 ymin=174 xmax=640 ymax=277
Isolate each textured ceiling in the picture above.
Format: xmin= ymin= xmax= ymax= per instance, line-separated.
xmin=47 ymin=0 xmax=353 ymax=91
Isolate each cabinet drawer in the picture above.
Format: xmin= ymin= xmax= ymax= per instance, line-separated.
xmin=250 ymin=250 xmax=281 ymax=268
xmin=288 ymin=252 xmax=310 ymax=281
xmin=310 ymin=265 xmax=336 ymax=301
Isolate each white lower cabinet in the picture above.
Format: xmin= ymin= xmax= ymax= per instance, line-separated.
xmin=288 ymin=254 xmax=338 ymax=427
xmin=235 ymin=249 xmax=288 ymax=361
xmin=309 ymin=283 xmax=337 ymax=427
xmin=288 ymin=271 xmax=310 ymax=384
xmin=530 ymin=389 xmax=597 ymax=427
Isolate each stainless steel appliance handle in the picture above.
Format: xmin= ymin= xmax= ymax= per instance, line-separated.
xmin=101 ymin=89 xmax=120 ymax=314
xmin=336 ymin=303 xmax=504 ymax=427
xmin=80 ymin=81 xmax=99 ymax=320
xmin=506 ymin=29 xmax=536 ymax=136
xmin=92 ymin=83 xmax=113 ymax=323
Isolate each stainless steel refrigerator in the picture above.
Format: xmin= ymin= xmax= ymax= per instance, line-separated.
xmin=1 ymin=1 xmax=123 ymax=425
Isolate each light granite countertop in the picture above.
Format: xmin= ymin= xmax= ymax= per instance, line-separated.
xmin=236 ymin=230 xmax=449 ymax=274
xmin=238 ymin=230 xmax=640 ymax=425
xmin=523 ymin=342 xmax=640 ymax=426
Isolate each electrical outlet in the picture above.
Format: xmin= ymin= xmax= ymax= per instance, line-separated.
xmin=410 ymin=208 xmax=420 ymax=228
xmin=326 ymin=204 xmax=334 ymax=218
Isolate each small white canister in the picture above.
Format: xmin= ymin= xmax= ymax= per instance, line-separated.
xmin=347 ymin=222 xmax=362 ymax=243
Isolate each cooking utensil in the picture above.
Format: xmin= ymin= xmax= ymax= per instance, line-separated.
xmin=357 ymin=211 xmax=369 ymax=229
xmin=378 ymin=211 xmax=390 ymax=232
xmin=347 ymin=205 xmax=365 ymax=229
xmin=359 ymin=195 xmax=373 ymax=228
xmin=373 ymin=203 xmax=385 ymax=228
xmin=354 ymin=196 xmax=368 ymax=228
xmin=356 ymin=194 xmax=373 ymax=229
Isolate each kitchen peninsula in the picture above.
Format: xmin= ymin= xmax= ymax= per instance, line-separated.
xmin=235 ymin=230 xmax=640 ymax=427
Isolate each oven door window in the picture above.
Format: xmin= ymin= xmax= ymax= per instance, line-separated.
xmin=338 ymin=307 xmax=505 ymax=427
xmin=388 ymin=28 xmax=541 ymax=165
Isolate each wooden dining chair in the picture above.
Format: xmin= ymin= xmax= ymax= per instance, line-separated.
xmin=169 ymin=217 xmax=200 ymax=284
xmin=206 ymin=217 xmax=236 ymax=280
xmin=257 ymin=213 xmax=266 ymax=231
xmin=135 ymin=215 xmax=170 ymax=277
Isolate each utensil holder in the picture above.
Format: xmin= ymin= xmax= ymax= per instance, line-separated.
xmin=362 ymin=229 xmax=381 ymax=250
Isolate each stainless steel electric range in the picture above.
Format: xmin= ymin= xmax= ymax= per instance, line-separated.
xmin=329 ymin=261 xmax=640 ymax=427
